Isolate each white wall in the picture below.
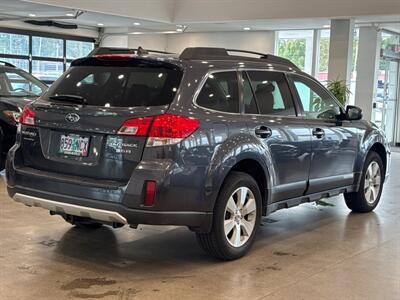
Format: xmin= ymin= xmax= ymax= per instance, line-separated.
xmin=101 ymin=31 xmax=275 ymax=55
xmin=101 ymin=35 xmax=128 ymax=47
xmin=327 ymin=19 xmax=354 ymax=85
xmin=165 ymin=31 xmax=275 ymax=54
xmin=128 ymin=34 xmax=167 ymax=51
xmin=354 ymin=27 xmax=381 ymax=122
xmin=101 ymin=27 xmax=167 ymax=50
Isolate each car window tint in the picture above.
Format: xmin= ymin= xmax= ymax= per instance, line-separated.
xmin=197 ymin=71 xmax=239 ymax=113
xmin=242 ymin=72 xmax=258 ymax=114
xmin=42 ymin=66 xmax=182 ymax=107
xmin=292 ymin=75 xmax=341 ymax=120
xmin=247 ymin=71 xmax=295 ymax=116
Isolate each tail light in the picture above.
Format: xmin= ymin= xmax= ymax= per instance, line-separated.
xmin=144 ymin=180 xmax=156 ymax=206
xmin=20 ymin=107 xmax=36 ymax=126
xmin=118 ymin=114 xmax=200 ymax=147
xmin=118 ymin=116 xmax=153 ymax=136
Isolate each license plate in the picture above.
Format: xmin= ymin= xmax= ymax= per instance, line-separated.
xmin=59 ymin=134 xmax=90 ymax=157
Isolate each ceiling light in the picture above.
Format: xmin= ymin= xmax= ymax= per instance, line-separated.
xmin=65 ymin=13 xmax=74 ymax=17
xmin=133 ymin=22 xmax=141 ymax=26
xmin=28 ymin=13 xmax=36 ymax=17
xmin=243 ymin=27 xmax=251 ymax=31
xmin=323 ymin=25 xmax=330 ymax=28
xmin=176 ymin=28 xmax=183 ymax=32
xmin=97 ymin=23 xmax=104 ymax=26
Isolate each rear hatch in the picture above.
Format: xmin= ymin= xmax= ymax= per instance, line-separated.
xmin=19 ymin=55 xmax=183 ymax=183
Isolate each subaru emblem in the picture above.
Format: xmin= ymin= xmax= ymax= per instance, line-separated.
xmin=65 ymin=113 xmax=80 ymax=123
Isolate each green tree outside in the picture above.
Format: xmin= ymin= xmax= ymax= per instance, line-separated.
xmin=278 ymin=39 xmax=306 ymax=70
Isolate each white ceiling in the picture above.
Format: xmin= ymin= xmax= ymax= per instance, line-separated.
xmin=0 ymin=0 xmax=398 ymax=33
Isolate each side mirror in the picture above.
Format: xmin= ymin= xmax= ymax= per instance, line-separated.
xmin=345 ymin=105 xmax=362 ymax=121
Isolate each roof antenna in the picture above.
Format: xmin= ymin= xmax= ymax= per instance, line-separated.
xmin=137 ymin=46 xmax=149 ymax=56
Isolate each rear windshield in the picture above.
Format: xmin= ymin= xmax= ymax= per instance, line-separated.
xmin=42 ymin=64 xmax=182 ymax=107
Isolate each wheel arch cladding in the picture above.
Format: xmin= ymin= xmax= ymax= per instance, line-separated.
xmin=230 ymin=159 xmax=268 ymax=214
xmin=207 ymin=155 xmax=270 ymax=215
xmin=368 ymin=143 xmax=387 ymax=176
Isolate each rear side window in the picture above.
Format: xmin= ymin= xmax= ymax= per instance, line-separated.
xmin=196 ymin=71 xmax=239 ymax=113
xmin=246 ymin=71 xmax=295 ymax=116
xmin=42 ymin=65 xmax=182 ymax=107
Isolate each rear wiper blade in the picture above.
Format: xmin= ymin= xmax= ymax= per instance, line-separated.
xmin=49 ymin=94 xmax=87 ymax=105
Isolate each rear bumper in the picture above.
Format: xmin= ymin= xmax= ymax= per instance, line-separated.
xmin=6 ymin=138 xmax=213 ymax=232
xmin=8 ymin=185 xmax=213 ymax=232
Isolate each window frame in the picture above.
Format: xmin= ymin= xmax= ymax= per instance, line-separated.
xmin=287 ymin=72 xmax=345 ymax=120
xmin=193 ymin=69 xmax=242 ymax=114
xmin=0 ymin=27 xmax=95 ymax=84
xmin=241 ymin=70 xmax=298 ymax=117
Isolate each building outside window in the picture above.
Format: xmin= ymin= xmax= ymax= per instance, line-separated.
xmin=276 ymin=28 xmax=360 ymax=105
xmin=276 ymin=30 xmax=314 ymax=74
xmin=373 ymin=31 xmax=400 ymax=145
xmin=0 ymin=29 xmax=94 ymax=84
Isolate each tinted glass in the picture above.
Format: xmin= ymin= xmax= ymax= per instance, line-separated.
xmin=292 ymin=75 xmax=341 ymax=119
xmin=247 ymin=71 xmax=295 ymax=116
xmin=197 ymin=72 xmax=239 ymax=113
xmin=42 ymin=65 xmax=182 ymax=107
xmin=0 ymin=69 xmax=47 ymax=97
xmin=242 ymin=72 xmax=258 ymax=114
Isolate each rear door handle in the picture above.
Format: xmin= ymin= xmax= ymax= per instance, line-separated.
xmin=312 ymin=128 xmax=325 ymax=139
xmin=255 ymin=126 xmax=272 ymax=139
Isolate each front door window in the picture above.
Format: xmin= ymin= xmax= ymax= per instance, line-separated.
xmin=291 ymin=75 xmax=341 ymax=120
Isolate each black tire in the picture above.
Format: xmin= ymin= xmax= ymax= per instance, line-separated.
xmin=196 ymin=171 xmax=262 ymax=260
xmin=344 ymin=151 xmax=384 ymax=213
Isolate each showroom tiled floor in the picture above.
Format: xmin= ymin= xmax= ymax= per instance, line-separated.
xmin=0 ymin=154 xmax=399 ymax=300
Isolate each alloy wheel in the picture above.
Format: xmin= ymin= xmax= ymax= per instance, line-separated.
xmin=364 ymin=161 xmax=381 ymax=204
xmin=223 ymin=187 xmax=257 ymax=248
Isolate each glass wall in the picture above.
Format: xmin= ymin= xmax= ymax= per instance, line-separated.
xmin=276 ymin=28 xmax=359 ymax=104
xmin=373 ymin=31 xmax=400 ymax=145
xmin=0 ymin=29 xmax=94 ymax=84
xmin=316 ymin=29 xmax=330 ymax=83
xmin=0 ymin=32 xmax=29 ymax=55
xmin=276 ymin=30 xmax=314 ymax=74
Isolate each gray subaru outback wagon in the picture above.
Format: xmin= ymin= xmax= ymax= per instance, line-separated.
xmin=6 ymin=47 xmax=390 ymax=260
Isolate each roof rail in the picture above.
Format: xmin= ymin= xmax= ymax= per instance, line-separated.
xmin=0 ymin=60 xmax=16 ymax=68
xmin=226 ymin=49 xmax=268 ymax=57
xmin=88 ymin=47 xmax=173 ymax=57
xmin=179 ymin=47 xmax=299 ymax=70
